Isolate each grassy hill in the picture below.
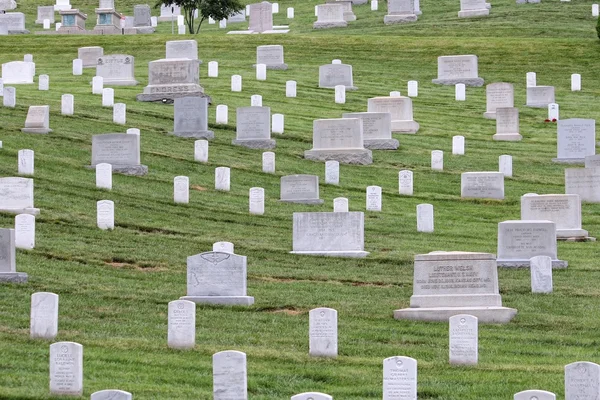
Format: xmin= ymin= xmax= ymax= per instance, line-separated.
xmin=1 ymin=0 xmax=600 ymax=398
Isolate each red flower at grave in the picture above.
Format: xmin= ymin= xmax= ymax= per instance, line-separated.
xmin=552 ymin=118 xmax=557 ymax=122
xmin=544 ymin=119 xmax=551 ymax=123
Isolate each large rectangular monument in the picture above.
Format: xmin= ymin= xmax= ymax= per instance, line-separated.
xmin=90 ymin=134 xmax=148 ymax=175
xmin=432 ymin=55 xmax=484 ymax=86
xmin=304 ymin=118 xmax=372 ymax=165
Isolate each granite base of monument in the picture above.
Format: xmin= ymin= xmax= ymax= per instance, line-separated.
xmin=280 ymin=199 xmax=325 ymax=205
xmin=394 ymin=306 xmax=516 ymax=323
xmin=364 ymin=139 xmax=399 ymax=150
xmin=290 ymin=250 xmax=369 ymax=258
xmin=526 ymin=102 xmax=550 ymax=108
xmin=551 ymin=158 xmax=585 ymax=165
xmin=304 ymin=149 xmax=373 ymax=165
xmin=557 ymin=228 xmax=594 ymax=242
xmin=170 ymin=130 xmax=214 ymax=140
xmin=136 ymin=91 xmax=211 ymax=104
xmin=0 ymin=207 xmax=40 ymax=216
xmin=105 ymin=79 xmax=138 ymax=86
xmin=179 ymin=295 xmax=254 ymax=306
xmin=232 ymin=139 xmax=276 ymax=149
xmin=483 ymin=111 xmax=497 ymax=119
xmin=458 ymin=9 xmax=489 ymax=18
xmin=493 ymin=133 xmax=522 ymax=141
xmin=136 ymin=27 xmax=155 ymax=34
xmin=87 ymin=164 xmax=148 ymax=176
xmin=253 ymin=63 xmax=288 ymax=70
xmin=432 ymin=78 xmax=485 ymax=87
xmin=384 ymin=15 xmax=417 ymax=24
xmin=313 ymin=21 xmax=348 ymax=29
xmin=496 ymin=259 xmax=568 ymax=269
xmin=0 ymin=272 xmax=28 ymax=283
xmin=21 ymin=128 xmax=52 ymax=134
xmin=392 ymin=120 xmax=420 ymax=134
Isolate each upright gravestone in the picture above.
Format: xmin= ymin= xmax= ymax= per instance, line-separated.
xmin=333 ymin=197 xmax=349 ymax=212
xmin=262 ymin=152 xmax=275 ymax=173
xmin=96 ymin=163 xmax=112 ymax=190
xmin=137 ymin=58 xmax=207 ymax=103
xmin=325 ymin=160 xmax=340 ymax=185
xmin=521 ymin=194 xmax=590 ymax=240
xmin=494 ymin=107 xmax=522 ymax=141
xmin=367 ymin=97 xmax=419 ymax=133
xmin=453 ymin=135 xmax=465 ymax=155
xmin=366 ymin=185 xmax=382 ymax=211
xmin=133 ymin=4 xmax=153 ymax=33
xmin=166 ymin=40 xmax=198 ymax=60
xmin=458 ymin=0 xmax=489 ymax=17
xmin=449 ymin=314 xmax=478 ymax=365
xmin=461 ymin=172 xmax=504 ymax=200
xmin=249 ymin=187 xmax=265 ymax=215
xmin=309 ymin=307 xmax=338 ymax=358
xmin=514 ymin=390 xmax=556 ymax=400
xmin=180 ymin=251 xmax=254 ymax=305
xmin=530 ymin=256 xmax=553 ymax=294
xmin=417 ymin=203 xmax=434 ymax=233
xmin=213 ymin=351 xmax=247 ymax=400
xmin=319 ymin=63 xmax=356 ymax=90
xmin=280 ymin=175 xmax=323 ymax=204
xmin=394 ymin=251 xmax=517 ymax=323
xmin=78 ymin=46 xmax=104 ymax=68
xmin=314 ymin=3 xmax=347 ymax=29
xmin=158 ymin=3 xmax=181 ymax=21
xmin=291 ymin=212 xmax=369 ymax=257
xmin=0 ymin=228 xmax=27 ymax=282
xmin=215 ymin=167 xmax=230 ymax=191
xmin=565 ymin=167 xmax=600 ymax=203
xmin=432 ymin=55 xmax=484 ymax=86
xmin=0 ymin=12 xmax=29 ymax=34
xmin=526 ymin=86 xmax=555 ymax=108
xmin=399 ymin=170 xmax=413 ymax=195
xmin=96 ymin=200 xmax=114 ymax=230
xmin=213 ymin=241 xmax=234 ymax=254
xmin=343 ymin=112 xmax=398 ymax=149
xmin=565 ymin=362 xmax=600 ymax=400
xmin=170 ymin=97 xmax=214 ymax=139
xmin=384 ymin=0 xmax=418 ymax=24
xmin=552 ymin=118 xmax=596 ymax=164
xmin=484 ymin=83 xmax=514 ymax=119
xmin=49 ymin=342 xmax=83 ymax=396
xmin=91 ymin=134 xmax=148 ymax=176
xmin=256 ymin=45 xmax=287 ymax=70
xmin=249 ymin=1 xmax=273 ymax=32
xmin=233 ymin=106 xmax=275 ymax=149
xmin=383 ymin=356 xmax=417 ymax=400
xmin=3 ymin=86 xmax=15 ymax=107
xmin=173 ymin=176 xmax=189 ymax=204
xmin=36 ymin=6 xmax=56 ymax=24
xmin=15 ymin=213 xmax=35 ymax=249
xmin=195 ymin=140 xmax=209 ymax=162
xmin=96 ymin=55 xmax=138 ymax=86
xmin=167 ymin=299 xmax=196 ymax=349
xmin=22 ymin=106 xmax=52 ymax=134
xmin=91 ymin=390 xmax=132 ymax=400
xmin=431 ymin=150 xmax=443 ymax=171
xmin=0 ymin=177 xmax=39 ymax=215
xmin=18 ymin=149 xmax=34 ymax=176
xmin=305 ymin=118 xmax=372 ymax=165
xmin=291 ymin=393 xmax=332 ymax=400
xmin=30 ymin=292 xmax=58 ymax=339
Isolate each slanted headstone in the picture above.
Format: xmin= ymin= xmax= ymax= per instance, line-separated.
xmin=565 ymin=362 xmax=600 ymax=400
xmin=399 ymin=170 xmax=413 ymax=195
xmin=91 ymin=134 xmax=147 ymax=175
xmin=22 ymin=106 xmax=52 ymax=134
xmin=18 ymin=149 xmax=34 ymax=175
xmin=213 ymin=351 xmax=248 ymax=400
xmin=514 ymin=390 xmax=556 ymax=400
xmin=249 ymin=187 xmax=265 ymax=215
xmin=458 ymin=0 xmax=489 ymax=18
xmin=305 ymin=118 xmax=372 ymax=165
xmin=552 ymin=119 xmax=596 ymax=164
xmin=0 ymin=228 xmax=27 ymax=282
xmin=194 ymin=140 xmax=209 ymax=162
xmin=319 ymin=63 xmax=356 ymax=89
xmin=394 ymin=251 xmax=517 ymax=322
xmin=461 ymin=172 xmax=504 ymax=200
xmin=166 ymin=40 xmax=198 ymax=60
xmin=291 ymin=393 xmax=332 ymax=400
xmin=432 ymin=55 xmax=484 ymax=86
xmin=2 ymin=61 xmax=34 ymax=84
xmin=367 ymin=96 xmax=419 ymax=133
xmin=499 ymin=155 xmax=512 ymax=177
xmin=30 ymin=292 xmax=58 ymax=340
xmin=280 ymin=175 xmax=323 ymax=204
xmin=383 ymin=356 xmax=417 ymax=400
xmin=484 ymin=83 xmax=514 ymax=119
xmin=309 ymin=307 xmax=338 ymax=357
xmin=494 ymin=107 xmax=521 ymax=141
xmin=91 ymin=390 xmax=132 ymax=400
xmin=521 ymin=194 xmax=590 ymax=240
xmin=181 ymin=251 xmax=254 ymax=305
xmin=530 ymin=256 xmax=553 ymax=294
xmin=366 ymin=185 xmax=382 ymax=211
xmin=449 ymin=314 xmax=478 ymax=365
xmin=314 ymin=3 xmax=347 ymax=29
xmin=453 ymin=135 xmax=465 ymax=155
xmin=325 ymin=160 xmax=340 ymax=185
xmin=215 ymin=167 xmax=230 ymax=191
xmin=233 ymin=106 xmax=275 ymax=149
xmin=565 ymin=167 xmax=600 ymax=203
xmin=167 ymin=299 xmax=195 ymax=349
xmin=78 ymin=46 xmax=103 ymax=68
xmin=262 ymin=152 xmax=275 ymax=173
xmin=256 ymin=45 xmax=287 ymax=70
xmin=0 ymin=177 xmax=38 ymax=215
xmin=417 ymin=203 xmax=433 ymax=233
xmin=249 ymin=1 xmax=273 ymax=32
xmin=291 ymin=212 xmax=369 ymax=257
xmin=497 ymin=220 xmax=566 ymax=268
xmin=15 ymin=213 xmax=35 ymax=249
xmin=526 ymin=86 xmax=555 ymax=108
xmin=96 ymin=55 xmax=138 ymax=86
xmin=49 ymin=342 xmax=83 ymax=396
xmin=343 ymin=112 xmax=398 ymax=149
xmin=171 ymin=97 xmax=214 ymax=139
xmin=333 ymin=197 xmax=349 ymax=212
xmin=384 ymin=0 xmax=418 ymax=24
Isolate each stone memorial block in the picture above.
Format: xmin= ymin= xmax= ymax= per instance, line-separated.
xmin=133 ymin=4 xmax=153 ymax=32
xmin=459 ymin=0 xmax=489 ymax=17
xmin=195 ymin=140 xmax=209 ymax=162
xmin=30 ymin=292 xmax=58 ymax=339
xmin=496 ymin=220 xmax=566 ymax=268
xmin=213 ymin=351 xmax=247 ymax=400
xmin=530 ymin=255 xmax=553 ymax=294
xmin=91 ymin=390 xmax=132 ymax=400
xmin=233 ymin=106 xmax=275 ymax=149
xmin=72 ymin=59 xmax=83 ymax=76
xmin=96 ymin=55 xmax=138 ymax=86
xmin=0 ymin=0 xmax=16 ymax=11
xmin=305 ymin=118 xmax=372 ymax=165
xmin=272 ymin=114 xmax=284 ymax=134
xmin=22 ymin=106 xmax=52 ymax=134
xmin=249 ymin=1 xmax=273 ymax=32
xmin=228 ymin=10 xmax=246 ymax=23
xmin=92 ymin=76 xmax=103 ymax=95
xmin=158 ymin=4 xmax=181 ymax=21
xmin=449 ymin=314 xmax=478 ymax=365
xmin=494 ymin=107 xmax=521 ymax=141
xmin=102 ymin=88 xmax=114 ymax=107
xmin=499 ymin=155 xmax=512 ymax=177
xmin=461 ymin=172 xmax=504 ymax=200
xmin=137 ymin=58 xmax=207 ymax=103
xmin=367 ymin=96 xmax=419 ymax=133
xmin=167 ymin=299 xmax=195 ymax=349
xmin=2 ymin=61 xmax=34 ymax=84
xmin=78 ymin=47 xmax=104 ymax=68
xmin=49 ymin=342 xmax=83 ymax=395
xmin=0 ymin=12 xmax=29 ymax=33
xmin=328 ymin=0 xmax=355 ymax=21
xmin=213 ymin=242 xmax=234 ymax=254
xmin=585 ymin=155 xmax=600 ymax=168
xmin=407 ymin=80 xmax=418 ymax=97
xmin=262 ymin=152 xmax=275 ymax=173
xmin=384 ymin=0 xmax=417 ymax=24
xmin=58 ymin=10 xmax=88 ymax=32
xmin=484 ymin=83 xmax=514 ymax=119
xmin=54 ymin=0 xmax=72 ymax=11
xmin=0 ymin=177 xmax=38 ymax=215
xmin=309 ymin=307 xmax=338 ymax=357
xmin=215 ymin=167 xmax=230 ymax=191
xmin=343 ymin=112 xmax=398 ymax=149
xmin=325 ymin=160 xmax=340 ymax=185
xmin=521 ymin=194 xmax=589 ymax=239
xmin=453 ymin=135 xmax=465 ymax=155
xmin=249 ymin=187 xmax=265 ymax=215
xmin=432 ymin=55 xmax=483 ymax=86
xmin=314 ymin=3 xmax=347 ymax=29
xmin=15 ymin=213 xmax=35 ymax=250
xmin=565 ymin=362 xmax=600 ymax=400
xmin=565 ymin=167 xmax=600 ymax=203
xmin=431 ymin=150 xmax=443 ymax=171
xmin=383 ymin=356 xmax=417 ymax=400
xmin=366 ymin=185 xmax=382 ymax=211
xmin=526 ymin=86 xmax=555 ymax=108
xmin=18 ymin=149 xmax=34 ymax=176
xmin=256 ymin=45 xmax=287 ymax=70
xmin=96 ymin=200 xmax=114 ymax=230
xmin=170 ymin=97 xmax=214 ymax=139
xmin=334 ymin=197 xmax=349 ymax=212
xmin=291 ymin=212 xmax=368 ymax=257
xmin=166 ymin=40 xmax=198 ymax=60
xmin=280 ymin=175 xmax=323 ymax=204
xmin=291 ymin=393 xmax=332 ymax=400
xmin=395 ymin=251 xmax=517 ymax=323
xmin=0 ymin=228 xmax=27 ymax=282
xmin=572 ymin=73 xmax=582 ymax=91
xmin=287 ymin=7 xmax=294 ymax=18
xmin=113 ymin=103 xmax=126 ymax=125
xmin=174 ymin=176 xmax=189 ymax=204
xmin=3 ymin=86 xmax=15 ymax=107
xmin=91 ymin=134 xmax=147 ymax=175
xmin=37 ymin=6 xmax=56 ymax=24
xmin=514 ymin=390 xmax=556 ymax=400
xmin=181 ymin=251 xmax=254 ymax=305
xmin=60 ymin=94 xmax=74 ymax=116
xmin=96 ymin=163 xmax=112 ymax=190
xmin=286 ymin=80 xmax=297 ymax=97
xmin=417 ymin=203 xmax=433 ymax=233
xmin=319 ymin=64 xmax=356 ymax=89
xmin=553 ymin=119 xmax=595 ymax=164
xmin=399 ymin=170 xmax=413 ymax=195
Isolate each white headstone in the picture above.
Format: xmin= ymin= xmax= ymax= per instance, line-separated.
xmin=219 ymin=19 xmax=226 ymax=28
xmin=461 ymin=172 xmax=504 ymax=199
xmin=390 ymin=91 xmax=401 ymax=97
xmin=309 ymin=307 xmax=338 ymax=358
xmin=497 ymin=220 xmax=564 ymax=268
xmin=449 ymin=314 xmax=478 ymax=365
xmin=249 ymin=187 xmax=265 ymax=215
xmin=514 ymin=390 xmax=556 ymax=400
xmin=407 ymin=80 xmax=418 ymax=97
xmin=287 ymin=7 xmax=294 ymax=18
xmin=291 ymin=393 xmax=332 ymax=400
xmin=499 ymin=155 xmax=513 ymax=177
xmin=96 ymin=163 xmax=112 ymax=190
xmin=127 ymin=128 xmax=140 ymax=136
xmin=213 ymin=242 xmax=234 ymax=254
xmin=231 ymin=75 xmax=242 ymax=92
xmin=526 ymin=72 xmax=536 ymax=88
xmin=417 ymin=203 xmax=434 ymax=233
xmin=555 ymin=118 xmax=596 ymax=163
xmin=286 ymin=80 xmax=297 ymax=97
xmin=372 ymin=0 xmax=379 ymax=10
xmin=399 ymin=170 xmax=413 ymax=195
xmin=72 ymin=59 xmax=83 ymax=75
xmin=251 ymin=94 xmax=262 ymax=107
xmin=61 ymin=94 xmax=73 ymax=115
xmin=216 ymin=105 xmax=228 ymax=124
xmin=3 ymin=86 xmax=15 ymax=107
xmin=49 ymin=342 xmax=83 ymax=396
xmin=365 ymin=185 xmax=382 ymax=211
xmin=256 ymin=63 xmax=267 ymax=81
xmin=208 ymin=61 xmax=218 ymax=77
xmin=335 ymin=84 xmax=346 ymax=104
xmin=91 ymin=390 xmax=132 ymax=400
xmin=565 ymin=167 xmax=600 ymax=203
xmin=15 ymin=213 xmax=35 ymax=249
xmin=325 ymin=160 xmax=340 ymax=185
xmin=39 ymin=74 xmax=49 ymax=91
xmin=178 ymin=24 xmax=185 ymax=34
xmin=272 ymin=2 xmax=279 ymax=13
xmin=174 ymin=176 xmax=189 ymax=204
xmin=565 ymin=362 xmax=600 ymax=400
xmin=594 ymin=4 xmax=599 ymax=16
xmin=530 ymin=255 xmax=552 ymax=294
xmin=521 ymin=194 xmax=588 ymax=239
xmin=455 ymin=83 xmax=466 ymax=101
xmin=97 ymin=200 xmax=114 ymax=230
xmin=213 ymin=351 xmax=247 ymax=400
xmin=494 ymin=107 xmax=522 ymax=141
xmin=215 ymin=167 xmax=230 ymax=191
xmin=548 ymin=103 xmax=559 ymax=121
xmin=113 ymin=103 xmax=126 ymax=124
xmin=452 ymin=135 xmax=465 ymax=155
xmin=382 ymin=356 xmax=417 ymax=400
xmin=18 ymin=149 xmax=34 ymax=176
xmin=484 ymin=82 xmax=514 ymax=119
xmin=102 ymin=88 xmax=114 ymax=107
xmin=262 ymin=152 xmax=275 ymax=173
xmin=92 ymin=76 xmax=103 ymax=95
xmin=333 ymin=197 xmax=349 ymax=212
xmin=195 ymin=140 xmax=208 ymax=162
xmin=431 ymin=150 xmax=443 ymax=171
xmin=30 ymin=292 xmax=58 ymax=339
xmin=571 ymin=73 xmax=581 ymax=91
xmin=167 ymin=299 xmax=195 ymax=349
xmin=43 ymin=19 xmax=51 ymax=29
xmin=272 ymin=114 xmax=284 ymax=134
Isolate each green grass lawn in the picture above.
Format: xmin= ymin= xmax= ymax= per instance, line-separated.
xmin=1 ymin=0 xmax=600 ymax=398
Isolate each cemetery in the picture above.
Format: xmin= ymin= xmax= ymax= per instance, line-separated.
xmin=1 ymin=0 xmax=600 ymax=398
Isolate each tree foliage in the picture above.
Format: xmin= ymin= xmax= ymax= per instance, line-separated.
xmin=155 ymin=0 xmax=244 ymax=34
xmin=597 ymin=16 xmax=600 ymax=40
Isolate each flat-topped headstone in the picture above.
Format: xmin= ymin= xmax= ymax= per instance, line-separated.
xmin=96 ymin=55 xmax=138 ymax=86
xmin=459 ymin=0 xmax=489 ymax=17
xmin=166 ymin=40 xmax=198 ymax=60
xmin=96 ymin=163 xmax=112 ymax=190
xmin=432 ymin=55 xmax=484 ymax=86
xmin=291 ymin=393 xmax=332 ymax=400
xmin=233 ymin=106 xmax=275 ymax=149
xmin=173 ymin=176 xmax=189 ymax=204
xmin=305 ymin=118 xmax=372 ymax=165
xmin=30 ymin=292 xmax=58 ymax=339
xmin=453 ymin=135 xmax=465 ymax=155
xmin=309 ymin=307 xmax=338 ymax=357
xmin=181 ymin=251 xmax=254 ymax=305
xmin=565 ymin=362 xmax=600 ymax=400
xmin=78 ymin=47 xmax=103 ymax=68
xmin=291 ymin=212 xmax=369 ymax=258
xmin=384 ymin=0 xmax=418 ymax=24
xmin=319 ymin=63 xmax=356 ymax=90
xmin=329 ymin=0 xmax=355 ymax=21
xmin=553 ymin=119 xmax=596 ymax=164
xmin=565 ymin=167 xmax=600 ymax=203
xmin=133 ymin=4 xmax=154 ymax=32
xmin=49 ymin=342 xmax=83 ymax=396
xmin=461 ymin=172 xmax=504 ymax=200
xmin=514 ymin=390 xmax=556 ymax=400
xmin=521 ymin=194 xmax=589 ymax=240
xmin=170 ymin=97 xmax=214 ymax=139
xmin=2 ymin=61 xmax=34 ymax=84
xmin=37 ymin=6 xmax=56 ymax=24
xmin=213 ymin=351 xmax=247 ymax=400
xmin=334 ymin=197 xmax=349 ymax=212
xmin=526 ymin=86 xmax=555 ymax=108
xmin=499 ymin=155 xmax=513 ymax=177
xmin=494 ymin=107 xmax=522 ymax=141
xmin=280 ymin=175 xmax=323 ymax=204
xmin=484 ymin=83 xmax=514 ymax=119
xmin=167 ymin=299 xmax=195 ymax=349
xmin=249 ymin=1 xmax=273 ymax=32
xmin=449 ymin=314 xmax=478 ymax=365
xmin=0 ymin=13 xmax=29 ymax=33
xmin=0 ymin=228 xmax=27 ymax=283
xmin=262 ymin=152 xmax=275 ymax=173
xmin=0 ymin=177 xmax=38 ymax=215
xmin=213 ymin=242 xmax=234 ymax=254
xmin=15 ymin=213 xmax=35 ymax=249
xmin=215 ymin=167 xmax=230 ymax=191
xmin=18 ymin=149 xmax=34 ymax=176
xmin=314 ymin=3 xmax=347 ymax=29
xmin=91 ymin=134 xmax=147 ymax=176
xmin=497 ymin=220 xmax=567 ymax=268
xmin=417 ymin=203 xmax=433 ymax=233
xmin=367 ymin=96 xmax=419 ymax=134
xmin=137 ymin=58 xmax=207 ymax=103
xmin=91 ymin=390 xmax=132 ymax=400
xmin=399 ymin=170 xmax=413 ymax=195
xmin=530 ymin=256 xmax=553 ymax=294
xmin=394 ymin=251 xmax=517 ymax=323
xmin=366 ymin=185 xmax=382 ymax=211
xmin=22 ymin=106 xmax=52 ymax=134
xmin=383 ymin=356 xmax=417 ymax=400
xmin=343 ymin=112 xmax=398 ymax=149
xmin=256 ymin=45 xmax=287 ymax=70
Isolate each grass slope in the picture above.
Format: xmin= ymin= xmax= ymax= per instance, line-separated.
xmin=1 ymin=0 xmax=600 ymax=399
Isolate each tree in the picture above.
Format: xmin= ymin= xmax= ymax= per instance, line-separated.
xmin=156 ymin=0 xmax=244 ymax=34
xmin=597 ymin=16 xmax=600 ymax=40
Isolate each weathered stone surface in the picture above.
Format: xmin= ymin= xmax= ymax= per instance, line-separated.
xmin=432 ymin=55 xmax=483 ymax=86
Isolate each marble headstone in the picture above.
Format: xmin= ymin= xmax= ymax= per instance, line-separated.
xmin=305 ymin=118 xmax=372 ymax=165
xmin=171 ymin=96 xmax=214 ymax=139
xmin=309 ymin=307 xmax=338 ymax=358
xmin=432 ymin=55 xmax=484 ymax=86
